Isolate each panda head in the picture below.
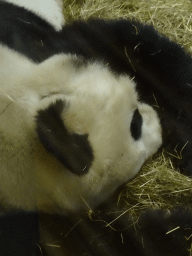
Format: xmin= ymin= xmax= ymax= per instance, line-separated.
xmin=0 ymin=51 xmax=162 ymax=213
xmin=28 ymin=54 xmax=162 ymax=212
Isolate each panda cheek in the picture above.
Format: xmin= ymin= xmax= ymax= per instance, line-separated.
xmin=35 ymin=99 xmax=94 ymax=176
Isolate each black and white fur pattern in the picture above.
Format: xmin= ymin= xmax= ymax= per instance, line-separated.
xmin=0 ymin=1 xmax=192 ymax=255
xmin=1 ymin=0 xmax=192 ymax=179
xmin=4 ymin=0 xmax=64 ymax=31
xmin=0 ymin=0 xmax=162 ymax=213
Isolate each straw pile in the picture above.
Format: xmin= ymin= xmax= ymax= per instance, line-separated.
xmin=62 ymin=0 xmax=192 ymax=243
xmin=63 ymin=0 xmax=192 ymax=53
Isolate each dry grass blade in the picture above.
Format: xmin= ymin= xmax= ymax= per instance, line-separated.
xmin=117 ymin=153 xmax=192 ymax=216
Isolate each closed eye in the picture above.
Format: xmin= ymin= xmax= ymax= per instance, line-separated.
xmin=130 ymin=108 xmax=143 ymax=140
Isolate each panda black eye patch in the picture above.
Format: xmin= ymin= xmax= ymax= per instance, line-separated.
xmin=130 ymin=108 xmax=143 ymax=140
xmin=36 ymin=100 xmax=94 ymax=176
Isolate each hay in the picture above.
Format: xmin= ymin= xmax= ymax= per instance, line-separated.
xmin=118 ymin=152 xmax=192 ymax=216
xmin=62 ymin=0 xmax=192 ymax=216
xmin=63 ymin=0 xmax=192 ymax=53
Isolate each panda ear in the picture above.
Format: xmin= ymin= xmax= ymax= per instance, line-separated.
xmin=35 ymin=100 xmax=94 ymax=176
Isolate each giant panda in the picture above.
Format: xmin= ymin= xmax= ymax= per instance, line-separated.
xmin=0 ymin=0 xmax=191 ymax=255
xmin=0 ymin=0 xmax=162 ymax=213
xmin=0 ymin=43 xmax=162 ymax=213
xmin=1 ymin=0 xmax=192 ymax=176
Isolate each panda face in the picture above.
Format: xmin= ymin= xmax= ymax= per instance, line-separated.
xmin=0 ymin=47 xmax=162 ymax=213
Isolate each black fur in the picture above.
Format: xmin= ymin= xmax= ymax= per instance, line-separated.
xmin=0 ymin=1 xmax=60 ymax=62
xmin=1 ymin=208 xmax=191 ymax=256
xmin=37 ymin=207 xmax=192 ymax=256
xmin=135 ymin=208 xmax=192 ymax=256
xmin=36 ymin=100 xmax=94 ymax=175
xmin=0 ymin=211 xmax=40 ymax=256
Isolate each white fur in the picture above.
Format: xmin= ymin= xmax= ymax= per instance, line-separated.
xmin=0 ymin=45 xmax=162 ymax=213
xmin=3 ymin=0 xmax=65 ymax=31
